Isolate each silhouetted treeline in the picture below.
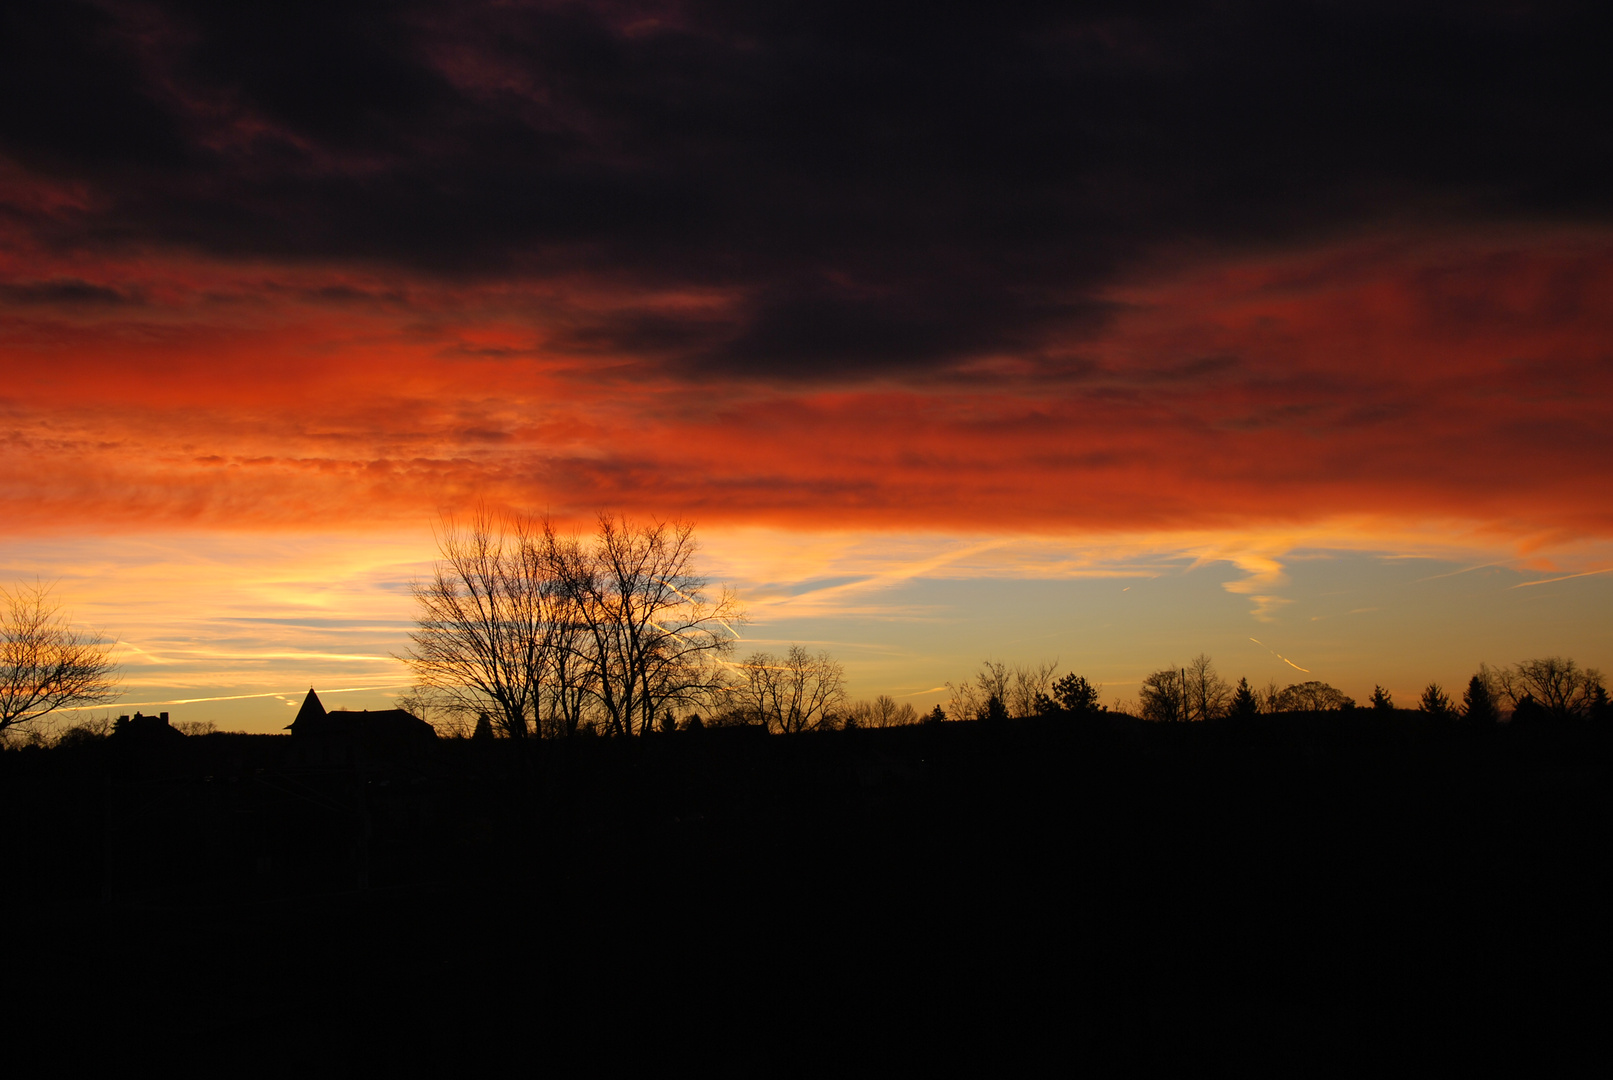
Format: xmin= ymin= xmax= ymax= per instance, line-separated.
xmin=938 ymin=654 xmax=1609 ymax=728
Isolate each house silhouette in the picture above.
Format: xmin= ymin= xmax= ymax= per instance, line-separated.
xmin=286 ymin=688 xmax=435 ymax=763
xmin=113 ymin=710 xmax=184 ymax=742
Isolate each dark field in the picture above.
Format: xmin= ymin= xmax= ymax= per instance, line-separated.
xmin=7 ymin=713 xmax=1609 ymax=1075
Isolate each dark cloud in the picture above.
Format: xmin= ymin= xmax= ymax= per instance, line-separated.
xmin=3 ymin=0 xmax=1610 ymax=378
xmin=0 ymin=1 xmax=191 ymax=171
xmin=0 ymin=279 xmax=139 ymax=306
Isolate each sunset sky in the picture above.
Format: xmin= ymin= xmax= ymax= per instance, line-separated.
xmin=4 ymin=2 xmax=1610 ymax=730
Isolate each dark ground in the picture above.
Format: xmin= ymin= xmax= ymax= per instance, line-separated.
xmin=6 ymin=712 xmax=1609 ymax=1075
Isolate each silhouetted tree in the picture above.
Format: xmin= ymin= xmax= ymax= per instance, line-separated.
xmin=396 ymin=685 xmax=476 ymax=738
xmin=54 ymin=714 xmax=112 ymax=748
xmin=1184 ymin=654 xmax=1231 ymax=721
xmin=1418 ymin=683 xmax=1454 ymax=719
xmin=1496 ymin=657 xmax=1605 ymax=722
xmin=1229 ymin=677 xmax=1259 ymax=719
xmin=1008 ymin=661 xmax=1059 ymax=719
xmin=556 ymin=514 xmax=746 ymax=738
xmin=1139 ymin=667 xmax=1186 ymax=722
xmin=402 ymin=513 xmax=564 ymax=739
xmin=737 ymin=644 xmax=846 ymax=733
xmin=871 ymin=695 xmax=918 ymax=728
xmin=1052 ymin=672 xmax=1103 ymax=715
xmin=947 ymin=660 xmax=1067 ymax=721
xmin=405 ymin=512 xmax=743 ymax=740
xmin=1370 ymin=685 xmax=1393 ymax=711
xmin=1139 ymin=656 xmax=1228 ymax=721
xmin=842 ymin=695 xmax=920 ymax=729
xmin=533 ymin=524 xmax=600 ymax=738
xmin=1 ymin=581 xmax=120 ymax=743
xmin=924 ymin=705 xmax=946 ymax=724
xmin=1509 ymin=693 xmax=1547 ymax=726
xmin=1259 ymin=679 xmax=1281 ymax=714
xmin=947 ymin=661 xmax=1003 ymax=723
xmin=1273 ymin=681 xmax=1354 ymax=712
xmin=1460 ymin=672 xmax=1499 ymax=728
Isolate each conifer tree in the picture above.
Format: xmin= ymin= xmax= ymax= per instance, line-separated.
xmin=1418 ymin=683 xmax=1454 ymax=718
xmin=1460 ymin=673 xmax=1498 ymax=727
xmin=1230 ymin=677 xmax=1259 ymax=719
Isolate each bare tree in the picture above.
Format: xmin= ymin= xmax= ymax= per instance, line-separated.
xmin=402 ymin=513 xmax=549 ymax=739
xmin=405 ymin=512 xmax=743 ymax=740
xmin=1183 ymin=654 xmax=1231 ymax=722
xmin=1259 ymin=679 xmax=1282 ymax=714
xmin=1139 ymin=667 xmax=1186 ymax=722
xmin=529 ymin=524 xmax=599 ymax=739
xmin=945 ymin=678 xmax=983 ymax=724
xmin=851 ymin=694 xmax=918 ymax=729
xmin=1138 ymin=657 xmax=1228 ymax=722
xmin=1008 ymin=661 xmax=1059 ymax=719
xmin=737 ymin=644 xmax=846 ymax=734
xmin=561 ymin=515 xmax=745 ymax=738
xmin=976 ymin=661 xmax=1012 ymax=712
xmin=1495 ymin=657 xmax=1605 ymax=721
xmin=396 ymin=685 xmax=478 ymax=739
xmin=941 ymin=660 xmax=1032 ymax=728
xmin=1 ymin=581 xmax=120 ymax=742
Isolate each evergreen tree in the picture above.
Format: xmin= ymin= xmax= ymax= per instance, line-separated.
xmin=1230 ymin=677 xmax=1259 ymax=719
xmin=1510 ymin=693 xmax=1546 ymax=725
xmin=1370 ymin=685 xmax=1393 ymax=711
xmin=1418 ymin=683 xmax=1454 ymax=718
xmin=1460 ymin=674 xmax=1498 ymax=727
xmin=1052 ymin=672 xmax=1102 ymax=715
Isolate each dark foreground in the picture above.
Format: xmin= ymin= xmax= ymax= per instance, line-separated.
xmin=7 ymin=712 xmax=1610 ymax=1075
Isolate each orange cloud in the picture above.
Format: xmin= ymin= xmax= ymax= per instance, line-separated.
xmin=5 ymin=228 xmax=1612 ymax=548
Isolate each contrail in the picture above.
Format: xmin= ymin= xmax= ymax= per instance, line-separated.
xmin=57 ymin=683 xmax=413 ymax=711
xmin=655 ymin=578 xmax=744 ymax=639
xmin=1249 ymin=637 xmax=1311 ymax=674
xmin=1510 ymin=567 xmax=1613 ymax=589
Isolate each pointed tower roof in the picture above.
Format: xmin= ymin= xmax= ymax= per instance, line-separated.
xmin=287 ymin=687 xmax=328 ymax=732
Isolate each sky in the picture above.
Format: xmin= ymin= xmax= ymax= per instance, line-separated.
xmin=3 ymin=1 xmax=1611 ymax=731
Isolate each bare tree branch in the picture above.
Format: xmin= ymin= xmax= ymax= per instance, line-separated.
xmin=737 ymin=645 xmax=845 ymax=733
xmin=404 ymin=512 xmax=745 ymax=740
xmin=0 ymin=581 xmax=120 ymax=739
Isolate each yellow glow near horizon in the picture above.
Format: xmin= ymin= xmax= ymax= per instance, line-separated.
xmin=3 ymin=516 xmax=1610 ymax=732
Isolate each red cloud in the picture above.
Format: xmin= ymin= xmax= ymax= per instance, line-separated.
xmin=4 ymin=229 xmax=1611 ymax=542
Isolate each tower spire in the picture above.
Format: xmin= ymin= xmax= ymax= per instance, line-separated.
xmin=288 ymin=687 xmax=328 ymax=731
